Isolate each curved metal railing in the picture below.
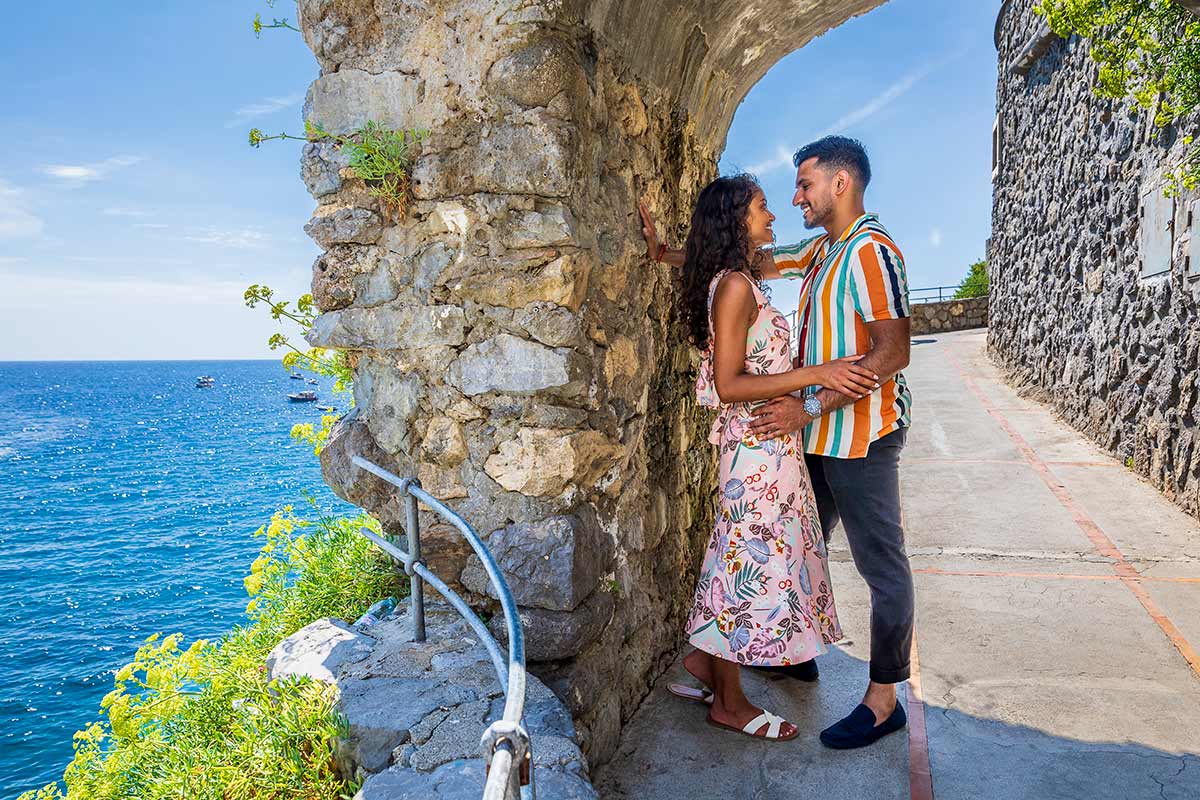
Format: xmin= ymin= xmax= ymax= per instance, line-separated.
xmin=350 ymin=455 xmax=534 ymax=800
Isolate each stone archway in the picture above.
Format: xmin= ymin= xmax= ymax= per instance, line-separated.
xmin=296 ymin=0 xmax=887 ymax=765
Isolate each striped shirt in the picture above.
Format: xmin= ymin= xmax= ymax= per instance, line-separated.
xmin=773 ymin=213 xmax=912 ymax=459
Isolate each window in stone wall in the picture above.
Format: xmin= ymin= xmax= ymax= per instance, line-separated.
xmin=1139 ymin=185 xmax=1174 ymax=279
xmin=1189 ymin=202 xmax=1200 ymax=279
xmin=992 ymin=114 xmax=1001 ymax=182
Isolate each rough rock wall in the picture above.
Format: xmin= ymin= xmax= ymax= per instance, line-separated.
xmin=295 ymin=0 xmax=888 ymax=764
xmin=910 ymin=296 xmax=988 ymax=335
xmin=990 ymin=2 xmax=1200 ymax=518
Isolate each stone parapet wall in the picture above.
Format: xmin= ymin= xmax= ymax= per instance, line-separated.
xmin=294 ymin=0 xmax=889 ymax=766
xmin=990 ymin=3 xmax=1200 ymax=518
xmin=910 ymin=296 xmax=988 ymax=335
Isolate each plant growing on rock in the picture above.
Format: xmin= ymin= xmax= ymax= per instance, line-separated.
xmin=244 ymin=284 xmax=353 ymax=455
xmin=1036 ymin=0 xmax=1200 ymax=190
xmin=18 ymin=508 xmax=405 ymax=800
xmin=308 ymin=121 xmax=428 ymax=220
xmin=252 ymin=0 xmax=299 ymax=37
xmin=250 ymin=121 xmax=427 ymax=219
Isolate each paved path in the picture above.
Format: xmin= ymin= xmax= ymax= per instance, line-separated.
xmin=595 ymin=329 xmax=1200 ymax=800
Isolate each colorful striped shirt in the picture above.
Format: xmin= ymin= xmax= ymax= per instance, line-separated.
xmin=773 ymin=213 xmax=913 ymax=459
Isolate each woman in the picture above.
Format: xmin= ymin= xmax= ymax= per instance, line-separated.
xmin=643 ymin=176 xmax=876 ymax=741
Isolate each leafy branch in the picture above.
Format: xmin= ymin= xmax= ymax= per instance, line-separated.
xmin=1036 ymin=0 xmax=1200 ymax=191
xmin=244 ymin=285 xmax=355 ymax=455
xmin=248 ymin=120 xmax=427 ymax=218
xmin=253 ymin=13 xmax=300 ymax=36
xmin=252 ymin=0 xmax=300 ymax=37
xmin=248 ymin=128 xmax=307 ymax=148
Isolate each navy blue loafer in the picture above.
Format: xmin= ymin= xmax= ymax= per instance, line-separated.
xmin=819 ymin=702 xmax=907 ymax=749
xmin=750 ymin=659 xmax=819 ymax=682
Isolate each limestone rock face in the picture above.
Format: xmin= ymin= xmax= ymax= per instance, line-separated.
xmin=266 ymin=617 xmax=375 ymax=685
xmin=266 ymin=606 xmax=597 ymax=798
xmin=307 ymin=304 xmax=465 ymax=350
xmin=482 ymin=428 xmax=624 ymax=497
xmin=297 ymin=0 xmax=894 ymax=769
xmin=447 ymin=335 xmax=573 ymax=397
xmin=460 ymin=514 xmax=614 ymax=612
xmin=305 ymin=206 xmax=385 ymax=248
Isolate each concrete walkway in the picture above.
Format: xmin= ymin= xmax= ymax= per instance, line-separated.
xmin=595 ymin=329 xmax=1200 ymax=800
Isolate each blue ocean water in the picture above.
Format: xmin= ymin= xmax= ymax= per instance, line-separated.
xmin=0 ymin=361 xmax=353 ymax=798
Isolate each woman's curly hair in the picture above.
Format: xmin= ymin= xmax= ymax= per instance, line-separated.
xmin=679 ymin=174 xmax=766 ymax=352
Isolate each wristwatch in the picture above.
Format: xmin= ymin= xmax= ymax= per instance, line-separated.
xmin=803 ymin=395 xmax=822 ymax=418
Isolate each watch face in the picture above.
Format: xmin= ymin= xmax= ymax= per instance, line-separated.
xmin=804 ymin=397 xmax=821 ymax=415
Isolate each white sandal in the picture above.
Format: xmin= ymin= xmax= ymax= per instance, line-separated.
xmin=706 ymin=709 xmax=798 ymax=741
xmin=667 ymin=683 xmax=714 ymax=705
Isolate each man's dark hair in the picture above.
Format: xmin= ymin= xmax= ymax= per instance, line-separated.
xmin=792 ymin=136 xmax=871 ymax=188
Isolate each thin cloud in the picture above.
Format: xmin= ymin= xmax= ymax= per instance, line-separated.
xmin=0 ymin=179 xmax=44 ymax=239
xmin=40 ymin=155 xmax=145 ymax=183
xmin=225 ymin=93 xmax=304 ymax=128
xmin=746 ymin=145 xmax=796 ymax=177
xmin=134 ymin=222 xmax=170 ymax=229
xmin=746 ymin=49 xmax=966 ymax=176
xmin=103 ymin=207 xmax=152 ymax=217
xmin=929 ymin=228 xmax=943 ymax=248
xmin=182 ymin=227 xmax=269 ymax=249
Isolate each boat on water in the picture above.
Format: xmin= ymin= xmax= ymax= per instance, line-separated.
xmin=195 ymin=375 xmax=215 ymax=388
xmin=289 ymin=372 xmax=304 ymax=380
xmin=307 ymin=378 xmax=318 ymax=385
xmin=288 ymin=391 xmax=318 ymax=403
xmin=316 ymin=405 xmax=337 ymax=413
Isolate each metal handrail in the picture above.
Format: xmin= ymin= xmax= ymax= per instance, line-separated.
xmin=909 ymin=285 xmax=964 ymax=304
xmin=350 ymin=455 xmax=533 ymax=800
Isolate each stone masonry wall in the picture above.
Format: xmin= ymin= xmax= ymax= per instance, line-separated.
xmin=990 ymin=2 xmax=1200 ymax=518
xmin=910 ymin=296 xmax=988 ymax=336
xmin=295 ymin=0 xmax=888 ymax=766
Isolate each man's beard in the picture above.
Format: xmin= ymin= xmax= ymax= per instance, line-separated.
xmin=802 ymin=198 xmax=833 ymax=230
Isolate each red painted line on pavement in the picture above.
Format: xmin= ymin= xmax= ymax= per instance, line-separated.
xmin=913 ymin=567 xmax=1200 ymax=585
xmin=907 ymin=632 xmax=935 ymax=800
xmin=944 ymin=348 xmax=1200 ymax=679
xmin=907 ymin=457 xmax=1116 ymax=468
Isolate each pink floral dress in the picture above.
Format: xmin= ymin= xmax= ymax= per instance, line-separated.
xmin=686 ymin=270 xmax=842 ymax=665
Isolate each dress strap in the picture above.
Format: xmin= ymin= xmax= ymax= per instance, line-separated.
xmin=706 ymin=269 xmax=761 ymax=340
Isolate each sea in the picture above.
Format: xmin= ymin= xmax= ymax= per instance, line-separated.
xmin=0 ymin=361 xmax=354 ymax=798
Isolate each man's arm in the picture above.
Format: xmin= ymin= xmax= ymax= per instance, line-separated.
xmin=747 ymin=318 xmax=911 ymax=439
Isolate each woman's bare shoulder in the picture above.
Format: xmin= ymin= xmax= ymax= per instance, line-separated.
xmin=711 ymin=271 xmax=757 ymax=321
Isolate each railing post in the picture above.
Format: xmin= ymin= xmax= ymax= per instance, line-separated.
xmin=403 ymin=479 xmax=426 ymax=643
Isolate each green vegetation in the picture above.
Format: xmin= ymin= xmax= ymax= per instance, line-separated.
xmin=252 ymin=0 xmax=299 ymax=38
xmin=953 ymin=259 xmax=989 ymax=299
xmin=249 ymin=120 xmax=427 ymax=220
xmin=243 ymin=284 xmax=352 ymax=455
xmin=20 ymin=8 xmax=427 ymax=795
xmin=20 ymin=509 xmax=406 ymax=800
xmin=1036 ymin=0 xmax=1200 ymax=191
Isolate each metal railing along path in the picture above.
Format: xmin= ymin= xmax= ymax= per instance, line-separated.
xmin=350 ymin=455 xmax=534 ymax=800
xmin=908 ymin=285 xmax=963 ymax=304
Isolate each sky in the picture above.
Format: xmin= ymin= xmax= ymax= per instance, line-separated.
xmin=0 ymin=0 xmax=1002 ymax=360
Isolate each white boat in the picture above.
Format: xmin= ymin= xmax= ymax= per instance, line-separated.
xmin=288 ymin=391 xmax=318 ymax=403
xmin=195 ymin=375 xmax=215 ymax=388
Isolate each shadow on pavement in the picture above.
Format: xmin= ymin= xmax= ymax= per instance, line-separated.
xmin=594 ymin=645 xmax=1200 ymax=800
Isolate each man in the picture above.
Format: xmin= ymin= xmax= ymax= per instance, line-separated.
xmin=640 ymin=136 xmax=914 ymax=749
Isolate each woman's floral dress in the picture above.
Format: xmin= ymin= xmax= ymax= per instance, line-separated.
xmin=685 ymin=270 xmax=843 ymax=665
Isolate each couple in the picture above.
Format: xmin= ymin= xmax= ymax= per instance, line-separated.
xmin=639 ymin=136 xmax=915 ymax=748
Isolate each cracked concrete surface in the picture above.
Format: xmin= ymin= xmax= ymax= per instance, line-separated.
xmin=596 ymin=330 xmax=1200 ymax=799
